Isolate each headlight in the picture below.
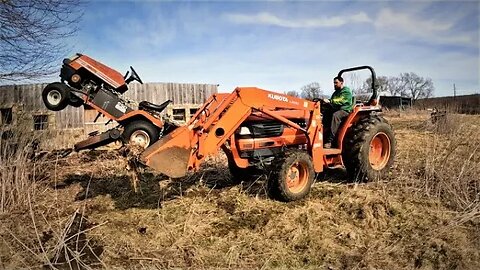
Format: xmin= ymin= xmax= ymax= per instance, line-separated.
xmin=238 ymin=126 xmax=251 ymax=135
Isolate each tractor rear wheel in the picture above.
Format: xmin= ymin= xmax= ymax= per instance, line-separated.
xmin=122 ymin=120 xmax=160 ymax=149
xmin=42 ymin=82 xmax=70 ymax=111
xmin=268 ymin=150 xmax=315 ymax=202
xmin=343 ymin=115 xmax=396 ymax=182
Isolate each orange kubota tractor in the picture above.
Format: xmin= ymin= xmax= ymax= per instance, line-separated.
xmin=42 ymin=54 xmax=176 ymax=151
xmin=140 ymin=66 xmax=396 ymax=201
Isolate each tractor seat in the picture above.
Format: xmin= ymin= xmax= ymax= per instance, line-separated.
xmin=139 ymin=100 xmax=172 ymax=113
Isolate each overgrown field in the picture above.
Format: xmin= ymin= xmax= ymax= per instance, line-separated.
xmin=1 ymin=111 xmax=479 ymax=269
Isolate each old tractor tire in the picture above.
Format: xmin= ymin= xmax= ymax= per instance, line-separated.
xmin=69 ymin=93 xmax=84 ymax=107
xmin=122 ymin=120 xmax=160 ymax=149
xmin=42 ymin=82 xmax=70 ymax=111
xmin=268 ymin=149 xmax=315 ymax=202
xmin=342 ymin=115 xmax=396 ymax=182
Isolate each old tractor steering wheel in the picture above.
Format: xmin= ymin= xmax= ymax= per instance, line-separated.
xmin=126 ymin=66 xmax=144 ymax=84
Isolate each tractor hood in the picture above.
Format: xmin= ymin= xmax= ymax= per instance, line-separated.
xmin=64 ymin=54 xmax=127 ymax=91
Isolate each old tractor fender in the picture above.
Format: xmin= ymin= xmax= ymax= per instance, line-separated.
xmin=117 ymin=110 xmax=164 ymax=129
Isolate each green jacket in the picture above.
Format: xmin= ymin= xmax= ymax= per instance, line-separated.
xmin=330 ymin=86 xmax=353 ymax=112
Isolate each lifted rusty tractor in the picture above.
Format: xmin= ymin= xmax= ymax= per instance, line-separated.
xmin=140 ymin=66 xmax=396 ymax=202
xmin=42 ymin=54 xmax=177 ymax=151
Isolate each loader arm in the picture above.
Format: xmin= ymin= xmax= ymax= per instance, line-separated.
xmin=140 ymin=87 xmax=324 ymax=178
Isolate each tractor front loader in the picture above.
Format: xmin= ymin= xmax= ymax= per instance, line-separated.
xmin=140 ymin=66 xmax=396 ymax=201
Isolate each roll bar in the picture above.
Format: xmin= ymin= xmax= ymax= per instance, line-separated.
xmin=338 ymin=65 xmax=378 ymax=105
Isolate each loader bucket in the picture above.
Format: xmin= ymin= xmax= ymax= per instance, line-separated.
xmin=140 ymin=126 xmax=192 ymax=178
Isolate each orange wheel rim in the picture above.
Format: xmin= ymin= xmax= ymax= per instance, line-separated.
xmin=369 ymin=132 xmax=391 ymax=170
xmin=286 ymin=162 xmax=308 ymax=193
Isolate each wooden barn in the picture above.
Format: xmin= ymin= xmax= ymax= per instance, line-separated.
xmin=379 ymin=96 xmax=413 ymax=110
xmin=0 ymin=82 xmax=217 ymax=148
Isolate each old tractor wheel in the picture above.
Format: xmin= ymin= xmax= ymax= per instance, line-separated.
xmin=68 ymin=93 xmax=84 ymax=107
xmin=268 ymin=150 xmax=315 ymax=202
xmin=122 ymin=120 xmax=160 ymax=149
xmin=343 ymin=116 xmax=396 ymax=182
xmin=42 ymin=82 xmax=70 ymax=111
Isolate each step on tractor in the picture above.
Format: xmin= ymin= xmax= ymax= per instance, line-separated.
xmin=140 ymin=66 xmax=396 ymax=201
xmin=42 ymin=54 xmax=177 ymax=151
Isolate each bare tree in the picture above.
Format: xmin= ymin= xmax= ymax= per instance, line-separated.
xmin=360 ymin=73 xmax=433 ymax=99
xmin=300 ymin=82 xmax=322 ymax=100
xmin=284 ymin=90 xmax=300 ymax=97
xmin=376 ymin=76 xmax=389 ymax=94
xmin=400 ymin=72 xmax=434 ymax=100
xmin=355 ymin=76 xmax=387 ymax=102
xmin=385 ymin=76 xmax=406 ymax=96
xmin=0 ymin=0 xmax=84 ymax=82
xmin=360 ymin=76 xmax=389 ymax=94
xmin=344 ymin=73 xmax=364 ymax=94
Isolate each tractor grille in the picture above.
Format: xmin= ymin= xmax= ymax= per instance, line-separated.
xmin=250 ymin=121 xmax=284 ymax=138
xmin=236 ymin=121 xmax=283 ymax=139
xmin=237 ymin=119 xmax=307 ymax=139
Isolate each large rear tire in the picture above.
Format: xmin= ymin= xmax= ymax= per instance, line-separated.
xmin=42 ymin=82 xmax=70 ymax=111
xmin=122 ymin=120 xmax=160 ymax=149
xmin=343 ymin=115 xmax=396 ymax=182
xmin=268 ymin=150 xmax=315 ymax=202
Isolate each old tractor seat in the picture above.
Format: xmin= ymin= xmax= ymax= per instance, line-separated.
xmin=139 ymin=100 xmax=172 ymax=113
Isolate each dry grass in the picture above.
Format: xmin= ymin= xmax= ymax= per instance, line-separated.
xmin=1 ymin=110 xmax=479 ymax=269
xmin=387 ymin=110 xmax=480 ymax=213
xmin=0 ymin=124 xmax=41 ymax=213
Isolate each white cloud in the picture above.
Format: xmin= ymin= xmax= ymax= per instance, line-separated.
xmin=373 ymin=8 xmax=477 ymax=47
xmin=224 ymin=11 xmax=372 ymax=28
xmin=375 ymin=8 xmax=453 ymax=33
xmin=224 ymin=8 xmax=477 ymax=47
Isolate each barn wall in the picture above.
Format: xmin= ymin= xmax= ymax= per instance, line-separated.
xmin=380 ymin=96 xmax=412 ymax=110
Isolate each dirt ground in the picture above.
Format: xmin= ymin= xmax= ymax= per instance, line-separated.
xmin=1 ymin=110 xmax=479 ymax=269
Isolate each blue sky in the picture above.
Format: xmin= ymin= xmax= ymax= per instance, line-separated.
xmin=68 ymin=0 xmax=479 ymax=97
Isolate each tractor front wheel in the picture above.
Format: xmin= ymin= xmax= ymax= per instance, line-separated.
xmin=122 ymin=120 xmax=160 ymax=149
xmin=268 ymin=150 xmax=315 ymax=202
xmin=42 ymin=82 xmax=71 ymax=111
xmin=343 ymin=116 xmax=396 ymax=182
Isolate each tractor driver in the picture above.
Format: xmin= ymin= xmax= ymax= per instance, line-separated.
xmin=322 ymin=76 xmax=353 ymax=148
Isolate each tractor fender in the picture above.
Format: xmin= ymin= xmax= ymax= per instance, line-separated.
xmin=117 ymin=110 xmax=164 ymax=128
xmin=336 ymin=106 xmax=382 ymax=150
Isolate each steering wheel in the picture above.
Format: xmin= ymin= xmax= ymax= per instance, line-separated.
xmin=128 ymin=66 xmax=143 ymax=84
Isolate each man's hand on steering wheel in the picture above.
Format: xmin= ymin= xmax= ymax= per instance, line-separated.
xmin=312 ymin=98 xmax=330 ymax=103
